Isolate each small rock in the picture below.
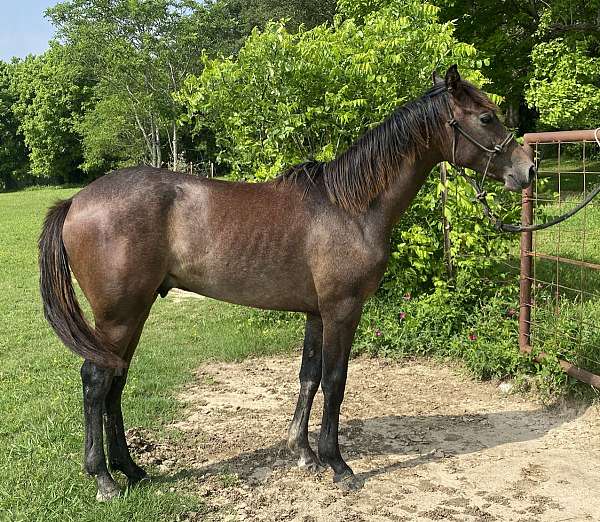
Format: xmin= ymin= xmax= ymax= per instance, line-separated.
xmin=498 ymin=381 xmax=514 ymax=394
xmin=432 ymin=449 xmax=446 ymax=459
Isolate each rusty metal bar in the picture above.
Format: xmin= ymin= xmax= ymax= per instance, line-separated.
xmin=520 ymin=345 xmax=600 ymax=388
xmin=526 ymin=251 xmax=600 ymax=272
xmin=519 ymin=191 xmax=533 ymax=348
xmin=519 ymin=144 xmax=534 ymax=349
xmin=524 ymin=129 xmax=599 ymax=144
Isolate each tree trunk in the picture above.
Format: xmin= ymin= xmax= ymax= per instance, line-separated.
xmin=172 ymin=122 xmax=178 ymax=172
xmin=155 ymin=125 xmax=162 ymax=168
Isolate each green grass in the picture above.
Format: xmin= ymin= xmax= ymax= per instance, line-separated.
xmin=0 ymin=188 xmax=302 ymax=521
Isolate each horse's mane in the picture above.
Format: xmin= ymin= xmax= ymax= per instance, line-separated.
xmin=277 ymin=81 xmax=496 ymax=214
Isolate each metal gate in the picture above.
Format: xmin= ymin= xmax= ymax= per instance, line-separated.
xmin=520 ymin=130 xmax=600 ymax=387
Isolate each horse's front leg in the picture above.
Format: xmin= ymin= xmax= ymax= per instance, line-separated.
xmin=319 ymin=300 xmax=364 ymax=491
xmin=288 ymin=313 xmax=324 ymax=472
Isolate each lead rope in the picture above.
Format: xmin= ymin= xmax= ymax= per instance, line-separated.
xmin=457 ymin=129 xmax=600 ymax=233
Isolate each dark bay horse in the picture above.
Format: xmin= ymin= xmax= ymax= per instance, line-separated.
xmin=39 ymin=66 xmax=535 ymax=500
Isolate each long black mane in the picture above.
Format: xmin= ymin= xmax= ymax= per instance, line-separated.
xmin=278 ymin=82 xmax=495 ymax=213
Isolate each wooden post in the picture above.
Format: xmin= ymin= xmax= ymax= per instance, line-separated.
xmin=440 ymin=162 xmax=453 ymax=279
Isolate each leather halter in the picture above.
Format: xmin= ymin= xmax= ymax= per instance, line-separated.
xmin=441 ymin=90 xmax=515 ymax=191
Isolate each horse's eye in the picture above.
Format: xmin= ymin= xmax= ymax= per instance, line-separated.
xmin=480 ymin=113 xmax=493 ymax=125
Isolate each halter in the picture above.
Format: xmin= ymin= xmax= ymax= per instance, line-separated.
xmin=441 ymin=89 xmax=515 ymax=197
xmin=429 ymin=86 xmax=600 ymax=233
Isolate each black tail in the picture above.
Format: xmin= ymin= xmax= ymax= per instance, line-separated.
xmin=39 ymin=199 xmax=127 ymax=369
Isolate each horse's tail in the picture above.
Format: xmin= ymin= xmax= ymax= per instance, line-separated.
xmin=39 ymin=199 xmax=127 ymax=368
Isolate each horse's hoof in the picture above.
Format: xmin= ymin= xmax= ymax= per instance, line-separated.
xmin=333 ymin=471 xmax=364 ymax=492
xmin=128 ymin=473 xmax=151 ymax=488
xmin=96 ymin=484 xmax=121 ymax=502
xmin=298 ymin=456 xmax=326 ymax=474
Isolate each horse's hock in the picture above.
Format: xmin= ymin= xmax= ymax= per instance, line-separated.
xmin=519 ymin=129 xmax=600 ymax=387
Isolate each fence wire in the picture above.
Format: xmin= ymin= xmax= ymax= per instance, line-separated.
xmin=523 ymin=136 xmax=600 ymax=380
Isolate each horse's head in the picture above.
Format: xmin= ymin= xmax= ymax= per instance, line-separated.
xmin=433 ymin=65 xmax=535 ymax=192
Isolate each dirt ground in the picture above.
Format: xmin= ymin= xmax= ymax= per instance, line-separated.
xmin=129 ymin=355 xmax=600 ymax=521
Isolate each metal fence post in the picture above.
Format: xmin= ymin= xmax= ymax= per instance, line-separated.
xmin=519 ymin=145 xmax=534 ymax=351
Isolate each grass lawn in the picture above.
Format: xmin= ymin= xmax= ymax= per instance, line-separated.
xmin=0 ymin=187 xmax=302 ymax=521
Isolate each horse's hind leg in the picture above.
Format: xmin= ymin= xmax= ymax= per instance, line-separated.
xmin=81 ymin=360 xmax=120 ymax=501
xmin=287 ymin=313 xmax=324 ymax=472
xmin=104 ymin=369 xmax=147 ymax=485
xmin=82 ymin=306 xmax=152 ymax=501
xmin=104 ymin=312 xmax=151 ymax=486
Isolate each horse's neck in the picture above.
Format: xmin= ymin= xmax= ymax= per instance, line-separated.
xmin=365 ymin=148 xmax=443 ymax=239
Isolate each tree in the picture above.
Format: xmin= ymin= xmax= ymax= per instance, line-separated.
xmin=0 ymin=62 xmax=29 ymax=190
xmin=178 ymin=0 xmax=485 ymax=178
xmin=234 ymin=0 xmax=337 ymax=33
xmin=526 ymin=1 xmax=600 ymax=129
xmin=47 ymin=0 xmax=220 ymax=171
xmin=10 ymin=45 xmax=91 ymax=183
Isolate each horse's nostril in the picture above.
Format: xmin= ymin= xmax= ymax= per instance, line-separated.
xmin=528 ymin=165 xmax=537 ymax=184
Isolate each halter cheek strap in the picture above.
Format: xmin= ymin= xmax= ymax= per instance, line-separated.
xmin=443 ymin=93 xmax=515 ymax=180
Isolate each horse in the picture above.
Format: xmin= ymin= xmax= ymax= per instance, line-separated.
xmin=39 ymin=65 xmax=535 ymax=500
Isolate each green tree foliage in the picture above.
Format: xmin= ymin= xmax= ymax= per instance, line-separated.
xmin=0 ymin=62 xmax=29 ymax=190
xmin=526 ymin=1 xmax=600 ymax=129
xmin=233 ymin=0 xmax=337 ymax=33
xmin=47 ymin=0 xmax=213 ymax=172
xmin=10 ymin=45 xmax=92 ymax=183
xmin=179 ymin=0 xmax=484 ymax=178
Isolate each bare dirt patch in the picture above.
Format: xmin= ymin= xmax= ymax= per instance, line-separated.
xmin=129 ymin=356 xmax=600 ymax=521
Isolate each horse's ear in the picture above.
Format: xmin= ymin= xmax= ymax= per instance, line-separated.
xmin=432 ymin=70 xmax=444 ymax=86
xmin=445 ymin=64 xmax=461 ymax=92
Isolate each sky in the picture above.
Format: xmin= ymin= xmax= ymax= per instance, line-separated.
xmin=0 ymin=1 xmax=58 ymax=61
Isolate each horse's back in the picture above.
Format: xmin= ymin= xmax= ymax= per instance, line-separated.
xmin=62 ymin=166 xmax=321 ymax=313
